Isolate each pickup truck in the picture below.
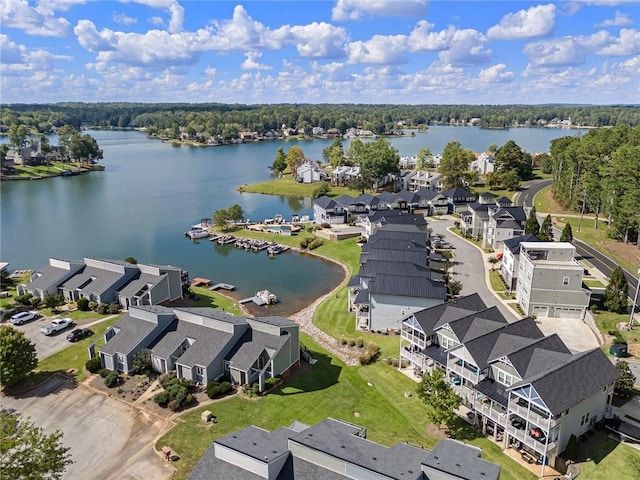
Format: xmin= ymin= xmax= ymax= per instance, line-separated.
xmin=40 ymin=318 xmax=73 ymax=335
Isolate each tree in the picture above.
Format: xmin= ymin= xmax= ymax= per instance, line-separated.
xmin=77 ymin=296 xmax=90 ymax=312
xmin=124 ymin=257 xmax=137 ymax=264
xmin=560 ymin=223 xmax=573 ymax=243
xmin=439 ymin=141 xmax=474 ymax=189
xmin=7 ymin=125 xmax=29 ymax=150
xmin=55 ymin=125 xmax=77 ymax=161
xmin=501 ymin=169 xmax=520 ymax=191
xmin=130 ymin=350 xmax=151 ymax=375
xmin=322 ymin=138 xmax=344 ymax=168
xmin=345 ymin=138 xmax=366 ymax=164
xmin=447 ymin=280 xmax=463 ymax=297
xmin=539 ymin=215 xmax=554 ymax=241
xmin=68 ymin=132 xmax=103 ymax=166
xmin=212 ymin=209 xmax=230 ymax=229
xmin=271 ymin=147 xmax=287 ymax=177
xmin=227 ymin=204 xmax=244 ymax=222
xmin=312 ymin=182 xmax=331 ymax=199
xmin=348 ymin=176 xmax=370 ymax=195
xmin=487 ymin=143 xmax=498 ymax=153
xmin=494 ymin=140 xmax=532 ymax=179
xmin=488 ymin=256 xmax=500 ymax=271
xmin=604 ymin=265 xmax=629 ymax=313
xmin=43 ymin=294 xmax=64 ymax=310
xmin=416 ymin=147 xmax=433 ymax=169
xmin=0 ymin=412 xmax=73 ymax=479
xmin=285 ymin=146 xmax=306 ymax=173
xmin=614 ymin=360 xmax=636 ymax=397
xmin=525 ymin=207 xmax=540 ymax=236
xmin=0 ymin=326 xmax=38 ymax=388
xmin=415 ymin=368 xmax=461 ymax=429
xmin=358 ymin=138 xmax=400 ymax=189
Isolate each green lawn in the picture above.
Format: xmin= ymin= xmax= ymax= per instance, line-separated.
xmin=584 ymin=279 xmax=606 ymax=288
xmin=35 ymin=315 xmax=122 ymax=382
xmin=238 ymin=175 xmax=359 ymax=198
xmin=189 ymin=286 xmax=244 ymax=316
xmin=593 ymin=311 xmax=640 ymax=350
xmin=39 ymin=308 xmax=108 ymax=320
xmin=577 ymin=439 xmax=640 ymax=480
xmin=156 ymin=334 xmax=536 ymax=480
xmin=489 ymin=270 xmax=515 ymax=300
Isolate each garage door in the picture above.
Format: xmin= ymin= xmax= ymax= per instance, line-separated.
xmin=532 ymin=306 xmax=548 ymax=317
xmin=555 ymin=307 xmax=583 ymax=319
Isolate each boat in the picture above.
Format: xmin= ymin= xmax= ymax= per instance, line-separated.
xmin=267 ymin=244 xmax=290 ymax=255
xmin=256 ymin=289 xmax=277 ymax=305
xmin=187 ymin=229 xmax=210 ymax=239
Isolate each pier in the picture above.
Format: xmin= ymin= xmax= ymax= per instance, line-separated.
xmin=209 ymin=283 xmax=236 ymax=291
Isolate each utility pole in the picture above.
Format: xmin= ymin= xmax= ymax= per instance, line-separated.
xmin=629 ymin=268 xmax=640 ymax=329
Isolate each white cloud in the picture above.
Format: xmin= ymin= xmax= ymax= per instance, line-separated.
xmin=113 ymin=13 xmax=138 ymax=26
xmin=126 ymin=0 xmax=184 ymax=33
xmin=148 ymin=16 xmax=164 ymax=26
xmin=289 ymin=22 xmax=348 ymax=59
xmin=347 ymin=34 xmax=408 ymax=64
xmin=487 ymin=4 xmax=556 ymax=39
xmin=439 ymin=29 xmax=491 ymax=66
xmin=595 ymin=11 xmax=633 ymax=27
xmin=0 ymin=34 xmax=71 ymax=74
xmin=408 ymin=21 xmax=455 ymax=52
xmin=207 ymin=5 xmax=289 ymax=51
xmin=241 ymin=51 xmax=272 ymax=70
xmin=1 ymin=0 xmax=71 ymax=37
xmin=331 ymin=0 xmax=428 ymax=21
xmin=597 ymin=28 xmax=640 ymax=55
xmin=478 ymin=64 xmax=514 ymax=83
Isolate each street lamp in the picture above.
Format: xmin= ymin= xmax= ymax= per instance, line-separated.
xmin=629 ymin=268 xmax=640 ymax=328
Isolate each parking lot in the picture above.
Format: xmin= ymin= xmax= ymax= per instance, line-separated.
xmin=11 ymin=314 xmax=78 ymax=360
xmin=0 ymin=375 xmax=174 ymax=480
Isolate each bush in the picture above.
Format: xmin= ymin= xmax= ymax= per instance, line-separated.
xmin=85 ymin=356 xmax=102 ymax=374
xmin=562 ymin=434 xmax=580 ymax=461
xmin=206 ymin=385 xmax=221 ymax=399
xmin=366 ymin=342 xmax=380 ymax=356
xmin=108 ymin=303 xmax=120 ymax=314
xmin=15 ymin=293 xmax=33 ymax=305
xmin=340 ymin=337 xmax=347 ymax=345
xmin=158 ymin=371 xmax=176 ymax=388
xmin=356 ymin=337 xmax=364 ymax=348
xmin=88 ymin=301 xmax=98 ymax=311
xmin=29 ymin=296 xmax=41 ymax=308
xmin=299 ymin=237 xmax=312 ymax=249
xmin=168 ymin=400 xmax=179 ymax=411
xmin=308 ymin=238 xmax=323 ymax=250
xmin=265 ymin=376 xmax=281 ymax=389
xmin=347 ymin=339 xmax=356 ymax=347
xmin=96 ymin=303 xmax=110 ymax=315
xmin=99 ymin=368 xmax=111 ymax=378
xmin=219 ymin=381 xmax=232 ymax=394
xmin=77 ymin=297 xmax=90 ymax=311
xmin=358 ymin=353 xmax=372 ymax=365
xmin=321 ymin=222 xmax=331 ymax=229
xmin=104 ymin=371 xmax=119 ymax=388
xmin=154 ymin=391 xmax=170 ymax=407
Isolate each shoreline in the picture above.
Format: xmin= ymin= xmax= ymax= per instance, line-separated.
xmin=1 ymin=165 xmax=104 ymax=182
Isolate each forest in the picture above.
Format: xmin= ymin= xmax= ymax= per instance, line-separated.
xmin=550 ymin=125 xmax=640 ymax=245
xmin=1 ymin=103 xmax=639 ymax=136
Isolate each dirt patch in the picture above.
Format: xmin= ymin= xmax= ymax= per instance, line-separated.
xmin=425 ymin=423 xmax=450 ymax=439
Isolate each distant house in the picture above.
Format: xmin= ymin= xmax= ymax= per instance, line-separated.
xmin=501 ymin=234 xmax=541 ymax=290
xmin=414 ymin=188 xmax=449 ymax=215
xmin=17 ymin=258 xmax=85 ymax=300
xmin=515 ymin=242 xmax=591 ymax=319
xmin=482 ymin=206 xmax=527 ymax=250
xmin=188 ymin=418 xmax=501 ymax=480
xmin=117 ymin=263 xmax=184 ymax=309
xmin=403 ymin=170 xmax=443 ymax=192
xmin=471 ymin=152 xmax=495 ymax=175
xmin=442 ymin=187 xmax=476 ymax=213
xmin=330 ymin=165 xmax=360 ymax=186
xmin=6 ymin=145 xmax=46 ymax=166
xmin=100 ymin=306 xmax=299 ymax=390
xmin=295 ymin=161 xmax=327 ymax=184
xmin=313 ymin=196 xmax=348 ymax=224
xmin=360 ymin=210 xmax=427 ymax=239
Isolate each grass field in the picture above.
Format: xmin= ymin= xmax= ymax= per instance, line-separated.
xmin=238 ymin=175 xmax=358 ymax=198
xmin=156 ymin=334 xmax=537 ymax=480
xmin=576 ymin=439 xmax=640 ymax=480
xmin=593 ymin=311 xmax=640 ymax=348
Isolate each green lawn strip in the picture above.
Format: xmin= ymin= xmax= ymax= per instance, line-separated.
xmin=39 ymin=308 xmax=108 ymax=320
xmin=189 ymin=286 xmax=244 ymax=316
xmin=157 ymin=334 xmax=535 ymax=480
xmin=584 ymin=279 xmax=606 ymax=288
xmin=36 ymin=315 xmax=121 ymax=382
xmin=238 ymin=176 xmax=359 ymax=198
xmin=593 ymin=311 xmax=640 ymax=348
xmin=533 ymin=185 xmax=580 ymax=216
xmin=489 ymin=270 xmax=515 ymax=300
xmin=577 ymin=439 xmax=640 ymax=480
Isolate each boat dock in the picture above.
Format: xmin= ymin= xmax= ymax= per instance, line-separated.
xmin=239 ymin=289 xmax=277 ymax=306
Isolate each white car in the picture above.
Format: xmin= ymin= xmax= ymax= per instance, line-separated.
xmin=40 ymin=318 xmax=73 ymax=335
xmin=10 ymin=311 xmax=41 ymax=325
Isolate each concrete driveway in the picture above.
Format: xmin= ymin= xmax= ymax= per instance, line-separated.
xmin=11 ymin=315 xmax=76 ymax=360
xmin=534 ymin=317 xmax=600 ymax=353
xmin=0 ymin=375 xmax=173 ymax=480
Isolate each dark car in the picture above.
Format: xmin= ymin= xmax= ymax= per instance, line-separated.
xmin=66 ymin=328 xmax=93 ymax=342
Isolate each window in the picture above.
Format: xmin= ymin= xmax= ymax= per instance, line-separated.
xmin=497 ymin=370 xmax=514 ymax=386
xmin=580 ymin=412 xmax=590 ymax=426
xmin=562 ymin=276 xmax=570 ymax=286
xmin=195 ymin=366 xmax=204 ymax=375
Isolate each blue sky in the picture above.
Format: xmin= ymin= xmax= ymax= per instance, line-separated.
xmin=1 ymin=0 xmax=639 ymax=104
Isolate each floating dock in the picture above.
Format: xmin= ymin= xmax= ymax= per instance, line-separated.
xmin=209 ymin=283 xmax=236 ymax=291
xmin=239 ymin=290 xmax=277 ymax=306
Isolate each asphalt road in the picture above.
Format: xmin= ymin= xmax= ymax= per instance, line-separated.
xmin=516 ymin=178 xmax=639 ymax=304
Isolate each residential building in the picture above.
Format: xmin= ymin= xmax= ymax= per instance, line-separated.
xmin=295 ymin=161 xmax=327 ymax=184
xmin=399 ymin=296 xmax=618 ymax=473
xmin=404 ymin=170 xmax=443 ymax=192
xmin=471 ymin=153 xmax=495 ymax=175
xmin=515 ymin=242 xmax=591 ymax=319
xmin=441 ymin=187 xmax=476 ymax=213
xmin=482 ymin=206 xmax=527 ymax=250
xmin=19 ymin=257 xmax=187 ymax=307
xmin=461 ymin=197 xmax=516 ymax=241
xmin=360 ymin=210 xmax=427 ymax=239
xmin=313 ymin=196 xmax=348 ymax=224
xmin=330 ymin=165 xmax=360 ymax=186
xmin=188 ymin=418 xmax=501 ymax=480
xmin=501 ymin=234 xmax=541 ymax=291
xmin=99 ymin=306 xmax=299 ymax=390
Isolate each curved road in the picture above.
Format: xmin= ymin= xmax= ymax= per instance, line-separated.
xmin=516 ymin=179 xmax=639 ymax=302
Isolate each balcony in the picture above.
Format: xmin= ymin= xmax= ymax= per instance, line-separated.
xmin=509 ymin=402 xmax=555 ymax=429
xmin=401 ymin=330 xmax=426 ymax=349
xmin=448 ymin=359 xmax=485 ymax=385
xmin=401 ymin=350 xmax=426 ymax=370
xmin=506 ymin=424 xmax=556 ymax=456
xmin=475 ymin=400 xmax=507 ymax=426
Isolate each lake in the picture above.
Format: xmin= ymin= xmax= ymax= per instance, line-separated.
xmin=0 ymin=126 xmax=586 ymax=315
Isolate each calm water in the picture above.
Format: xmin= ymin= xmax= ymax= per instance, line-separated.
xmin=0 ymin=126 xmax=585 ymax=314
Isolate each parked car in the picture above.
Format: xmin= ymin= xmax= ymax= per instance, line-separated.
xmin=66 ymin=328 xmax=93 ymax=342
xmin=40 ymin=318 xmax=73 ymax=335
xmin=10 ymin=310 xmax=41 ymax=325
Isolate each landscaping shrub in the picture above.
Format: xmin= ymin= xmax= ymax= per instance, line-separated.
xmin=299 ymin=237 xmax=312 ymax=249
xmin=264 ymin=377 xmax=281 ymax=389
xmin=15 ymin=293 xmax=33 ymax=305
xmin=340 ymin=337 xmax=347 ymax=345
xmin=356 ymin=338 xmax=364 ymax=348
xmin=85 ymin=356 xmax=102 ymax=374
xmin=158 ymin=371 xmax=176 ymax=388
xmin=88 ymin=301 xmax=98 ymax=311
xmin=99 ymin=368 xmax=111 ymax=378
xmin=358 ymin=353 xmax=372 ymax=365
xmin=366 ymin=342 xmax=380 ymax=356
xmin=206 ymin=384 xmax=221 ymax=399
xmin=96 ymin=303 xmax=110 ymax=315
xmin=167 ymin=400 xmax=179 ymax=411
xmin=104 ymin=371 xmax=120 ymax=388
xmin=108 ymin=303 xmax=120 ymax=314
xmin=77 ymin=297 xmax=90 ymax=311
xmin=308 ymin=238 xmax=323 ymax=250
xmin=154 ymin=391 xmax=170 ymax=407
xmin=219 ymin=381 xmax=232 ymax=394
xmin=347 ymin=339 xmax=356 ymax=347
xmin=29 ymin=296 xmax=41 ymax=308
xmin=562 ymin=434 xmax=580 ymax=461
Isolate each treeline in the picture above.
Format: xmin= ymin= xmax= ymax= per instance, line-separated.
xmin=1 ymin=103 xmax=639 ymax=135
xmin=550 ymin=125 xmax=640 ymax=243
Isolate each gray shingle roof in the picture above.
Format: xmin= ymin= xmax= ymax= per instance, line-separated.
xmin=99 ymin=313 xmax=159 ymax=356
xmin=422 ymin=439 xmax=501 ymax=480
xmin=26 ymin=263 xmax=80 ymax=291
xmin=438 ymin=307 xmax=508 ymax=343
xmin=252 ymin=316 xmax=296 ymax=327
xmin=225 ymin=329 xmax=289 ymax=371
xmin=117 ymin=272 xmax=164 ymax=297
xmin=474 ymin=378 xmax=509 ymax=407
xmin=353 ymin=193 xmax=380 ymax=207
xmin=61 ymin=266 xmax=123 ymax=296
xmin=397 ymin=189 xmax=421 ymax=203
xmin=313 ymin=196 xmax=337 ymax=209
xmin=216 ymin=425 xmax=291 ymax=463
xmin=376 ymin=223 xmax=426 ymax=234
xmin=174 ymin=307 xmax=248 ymax=324
xmin=442 ymin=186 xmax=475 ymax=200
xmin=368 ymin=274 xmax=446 ymax=300
xmin=503 ymin=234 xmax=541 ymax=254
xmin=353 ymin=289 xmax=369 ymax=303
xmin=377 ymin=191 xmax=400 ymax=203
xmin=507 ymin=334 xmax=572 ymax=379
xmin=491 ymin=206 xmax=527 ymax=223
xmin=334 ymin=194 xmax=355 ymax=207
xmin=412 ymin=294 xmax=488 ymax=335
xmin=359 ymin=260 xmax=431 ymax=279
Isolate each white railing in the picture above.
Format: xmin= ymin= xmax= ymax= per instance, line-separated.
xmin=475 ymin=400 xmax=507 ymax=426
xmin=506 ymin=425 xmax=556 ymax=456
xmin=448 ymin=361 xmax=484 ymax=384
xmin=509 ymin=402 xmax=554 ymax=429
xmin=401 ymin=350 xmax=425 ymax=369
xmin=400 ymin=331 xmax=426 ymax=349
